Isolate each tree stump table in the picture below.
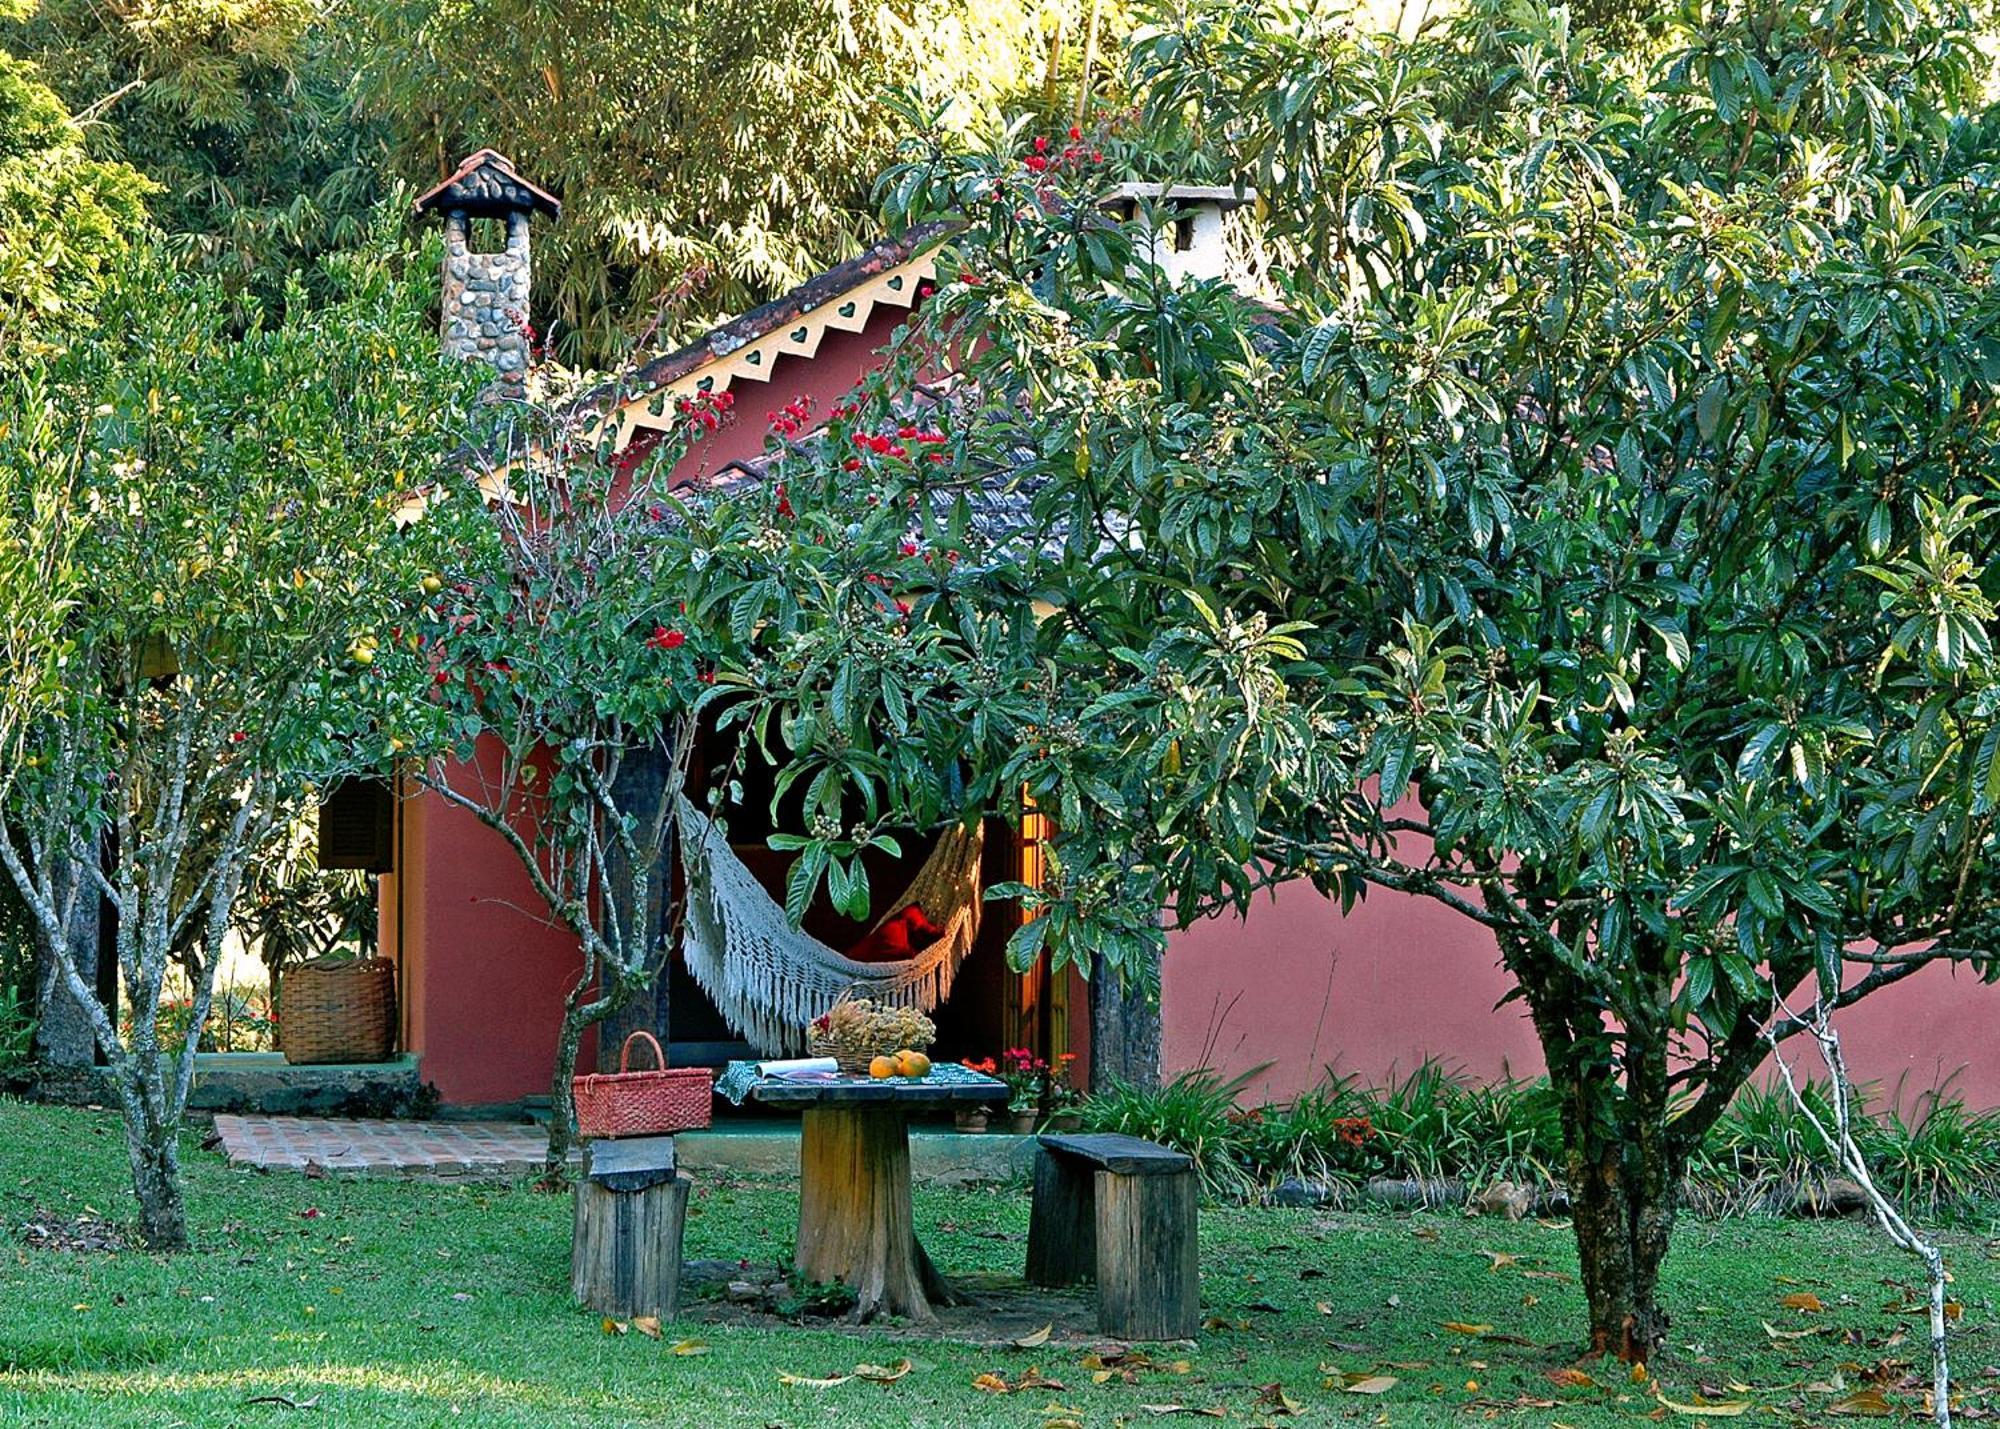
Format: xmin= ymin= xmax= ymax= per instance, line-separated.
xmin=721 ymin=1061 xmax=1009 ymax=1323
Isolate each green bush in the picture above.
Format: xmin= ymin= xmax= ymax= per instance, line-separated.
xmin=1080 ymin=1064 xmax=2000 ymax=1214
xmin=1859 ymin=1083 xmax=2000 ymax=1217
xmin=0 ymin=985 xmax=33 ymax=1070
xmin=1075 ymin=1067 xmax=1261 ymax=1202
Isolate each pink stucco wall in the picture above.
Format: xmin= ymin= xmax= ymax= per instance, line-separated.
xmin=384 ymin=300 xmax=934 ymax=1107
xmin=1162 ymin=879 xmax=2000 ymax=1112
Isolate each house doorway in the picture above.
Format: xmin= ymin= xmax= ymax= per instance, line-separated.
xmin=669 ymin=727 xmax=1064 ymax=1074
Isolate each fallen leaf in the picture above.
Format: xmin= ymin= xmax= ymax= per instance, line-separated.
xmin=1014 ymin=1323 xmax=1054 ymax=1349
xmin=1946 ymin=1302 xmax=1965 ymax=1322
xmin=1780 ymin=1292 xmax=1826 ymax=1313
xmin=856 ymin=1359 xmax=912 ymax=1383
xmin=1761 ymin=1321 xmax=1821 ymax=1342
xmin=1481 ymin=1251 xmax=1519 ymax=1271
xmin=601 ymin=1318 xmax=627 ymax=1336
xmin=669 ymin=1338 xmax=709 ymax=1356
xmin=1344 ymin=1375 xmax=1398 ymax=1395
xmin=631 ymin=1316 xmax=662 ymax=1340
xmin=1655 ymin=1391 xmax=1752 ymax=1417
xmin=973 ymin=1372 xmax=1011 ymax=1394
xmin=1546 ymin=1369 xmax=1596 ymax=1389
xmin=1254 ymin=1382 xmax=1303 ymax=1415
xmin=1827 ymin=1386 xmax=1896 ymax=1417
xmin=242 ymin=1395 xmax=321 ymax=1410
xmin=1442 ymin=1322 xmax=1494 ymax=1335
xmin=778 ymin=1370 xmax=855 ymax=1388
xmin=1138 ymin=1406 xmax=1225 ymax=1418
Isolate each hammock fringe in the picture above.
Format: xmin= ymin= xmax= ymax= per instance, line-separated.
xmin=676 ymin=796 xmax=983 ymax=1056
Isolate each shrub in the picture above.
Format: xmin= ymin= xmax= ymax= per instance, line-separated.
xmin=1077 ymin=1064 xmax=2000 ymax=1215
xmin=1076 ymin=1068 xmax=1260 ymax=1202
xmin=0 ymin=986 xmax=32 ymax=1070
xmin=1859 ymin=1082 xmax=2000 ymax=1217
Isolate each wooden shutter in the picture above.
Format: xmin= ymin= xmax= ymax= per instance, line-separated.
xmin=318 ymin=777 xmax=394 ymax=873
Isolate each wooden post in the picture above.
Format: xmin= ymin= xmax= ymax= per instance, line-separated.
xmin=796 ymin=1105 xmax=954 ymax=1322
xmin=1025 ymin=1146 xmax=1096 ymax=1288
xmin=1090 ymin=951 xmax=1161 ymax=1091
xmin=596 ymin=742 xmax=674 ymax=1070
xmin=1094 ymin=1166 xmax=1199 ymax=1341
xmin=571 ymin=1136 xmax=688 ymax=1320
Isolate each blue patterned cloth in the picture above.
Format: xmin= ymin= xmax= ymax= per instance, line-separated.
xmin=715 ymin=1058 xmax=1002 ymax=1106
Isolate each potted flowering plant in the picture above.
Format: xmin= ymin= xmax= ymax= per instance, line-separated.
xmin=999 ymin=1048 xmax=1047 ymax=1134
xmin=1044 ymin=1052 xmax=1083 ymax=1131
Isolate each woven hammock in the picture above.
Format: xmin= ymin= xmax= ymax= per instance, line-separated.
xmin=676 ymin=795 xmax=984 ymax=1055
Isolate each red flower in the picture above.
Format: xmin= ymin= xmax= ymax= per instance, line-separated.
xmin=895 ymin=599 xmax=911 ymax=616
xmin=228 ymin=731 xmax=246 ymax=744
xmin=900 ymin=541 xmax=918 ymax=556
xmin=1067 ymin=124 xmax=1082 ymax=140
xmin=647 ymin=626 xmax=685 ymax=651
xmin=1034 ymin=135 xmax=1050 ymax=153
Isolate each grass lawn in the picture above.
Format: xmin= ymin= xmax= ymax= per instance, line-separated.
xmin=3 ymin=1098 xmax=1998 ymax=1426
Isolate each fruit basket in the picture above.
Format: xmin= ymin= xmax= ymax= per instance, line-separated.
xmin=806 ymin=995 xmax=935 ymax=1074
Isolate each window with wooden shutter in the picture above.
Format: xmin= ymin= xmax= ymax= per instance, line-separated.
xmin=317 ymin=777 xmax=394 ymax=873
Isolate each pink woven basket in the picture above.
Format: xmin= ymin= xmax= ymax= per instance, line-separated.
xmin=572 ymin=1031 xmax=713 ymax=1139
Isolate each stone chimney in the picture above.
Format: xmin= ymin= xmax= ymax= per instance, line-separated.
xmin=1103 ymin=183 xmax=1254 ymax=286
xmin=413 ymin=150 xmax=561 ymax=384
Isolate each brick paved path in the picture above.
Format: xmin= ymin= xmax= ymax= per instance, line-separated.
xmin=213 ymin=1115 xmax=553 ymax=1180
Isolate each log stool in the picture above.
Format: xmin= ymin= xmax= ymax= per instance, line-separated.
xmin=571 ymin=1135 xmax=690 ymax=1320
xmin=1025 ymin=1132 xmax=1198 ymax=1340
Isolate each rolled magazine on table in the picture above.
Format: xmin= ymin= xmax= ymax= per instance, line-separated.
xmin=756 ymin=1057 xmax=839 ymax=1078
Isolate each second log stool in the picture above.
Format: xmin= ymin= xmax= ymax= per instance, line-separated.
xmin=1025 ymin=1131 xmax=1198 ymax=1340
xmin=571 ymin=1135 xmax=690 ymax=1320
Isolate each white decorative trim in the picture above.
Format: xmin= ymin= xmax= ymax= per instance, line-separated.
xmin=599 ymin=250 xmax=938 ymax=451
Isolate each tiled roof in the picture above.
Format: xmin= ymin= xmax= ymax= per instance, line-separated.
xmin=413 ymin=150 xmax=562 ymax=220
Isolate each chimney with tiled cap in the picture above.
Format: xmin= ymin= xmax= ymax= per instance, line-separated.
xmin=412 ymin=150 xmax=561 ymax=384
xmin=1103 ymin=183 xmax=1255 ymax=286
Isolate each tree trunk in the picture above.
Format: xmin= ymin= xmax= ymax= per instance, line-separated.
xmin=116 ymin=1075 xmax=188 ymax=1251
xmin=1510 ymin=921 xmax=1681 ymax=1365
xmin=1569 ymin=1134 xmax=1676 ymax=1362
xmin=1089 ymin=950 xmax=1161 ymax=1090
xmin=1547 ymin=1028 xmax=1680 ymax=1363
xmin=596 ymin=744 xmax=674 ymax=1071
xmin=31 ymin=843 xmax=103 ymax=1069
xmin=544 ymin=999 xmax=589 ymax=1184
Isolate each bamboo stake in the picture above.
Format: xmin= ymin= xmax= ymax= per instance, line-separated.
xmin=1766 ymin=1002 xmax=1952 ymax=1429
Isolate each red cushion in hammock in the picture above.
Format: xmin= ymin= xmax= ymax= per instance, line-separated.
xmin=845 ymin=905 xmax=943 ymax=963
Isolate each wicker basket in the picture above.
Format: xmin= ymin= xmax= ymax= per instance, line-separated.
xmin=280 ymin=957 xmax=398 ymax=1064
xmin=573 ymin=1032 xmax=714 ymax=1139
xmin=806 ymin=996 xmax=936 ymax=1073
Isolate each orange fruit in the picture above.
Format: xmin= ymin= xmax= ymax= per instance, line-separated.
xmin=901 ymin=1052 xmax=932 ymax=1078
xmin=868 ymin=1054 xmax=899 ymax=1080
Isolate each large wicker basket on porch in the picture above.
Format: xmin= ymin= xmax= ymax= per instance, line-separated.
xmin=280 ymin=957 xmax=398 ymax=1064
